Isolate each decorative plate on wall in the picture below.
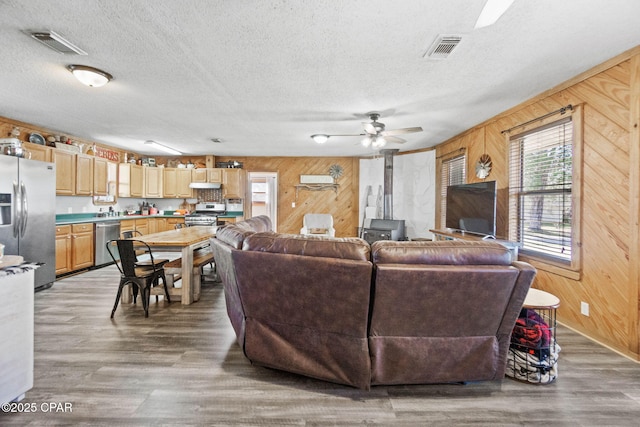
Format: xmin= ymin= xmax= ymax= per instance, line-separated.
xmin=475 ymin=154 xmax=492 ymax=179
xmin=29 ymin=133 xmax=45 ymax=145
xmin=329 ymin=164 xmax=344 ymax=180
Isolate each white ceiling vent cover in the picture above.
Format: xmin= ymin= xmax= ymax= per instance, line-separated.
xmin=425 ymin=35 xmax=462 ymax=59
xmin=27 ymin=31 xmax=88 ymax=55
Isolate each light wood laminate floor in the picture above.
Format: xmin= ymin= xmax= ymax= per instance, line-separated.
xmin=2 ymin=264 xmax=640 ymax=426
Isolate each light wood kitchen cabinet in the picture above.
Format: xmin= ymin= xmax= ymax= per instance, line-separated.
xmin=93 ymin=157 xmax=109 ymax=196
xmin=134 ymin=218 xmax=149 ymax=235
xmin=176 ymin=168 xmax=193 ymax=198
xmin=23 ymin=141 xmax=53 ymax=162
xmin=191 ymin=168 xmax=222 ymax=183
xmin=151 ymin=218 xmax=166 ymax=233
xmin=118 ymin=163 xmax=144 ymax=197
xmin=75 ymin=154 xmax=94 ymax=196
xmin=55 ymin=225 xmax=72 ymax=275
xmin=119 ymin=218 xmax=149 ymax=235
xmin=191 ymin=168 xmax=208 ymax=183
xmin=55 ymin=223 xmax=94 ymax=275
xmin=163 ymin=168 xmax=177 ymax=198
xmin=54 ymin=150 xmax=76 ymax=195
xmin=222 ymin=169 xmax=245 ymax=199
xmin=144 ymin=166 xmax=163 ymax=198
xmin=70 ymin=223 xmax=94 ymax=270
xmin=166 ymin=217 xmax=185 ymax=230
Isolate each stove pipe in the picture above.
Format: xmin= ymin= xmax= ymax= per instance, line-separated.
xmin=379 ymin=149 xmax=398 ymax=220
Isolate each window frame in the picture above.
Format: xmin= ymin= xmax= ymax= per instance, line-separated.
xmin=439 ymin=152 xmax=467 ymax=229
xmin=507 ymin=105 xmax=583 ymax=279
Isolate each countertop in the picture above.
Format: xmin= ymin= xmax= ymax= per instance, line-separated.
xmin=55 ymin=211 xmax=243 ymax=225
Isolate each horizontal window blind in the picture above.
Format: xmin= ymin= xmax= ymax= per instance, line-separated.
xmin=441 ymin=155 xmax=466 ymax=227
xmin=509 ymin=118 xmax=573 ymax=262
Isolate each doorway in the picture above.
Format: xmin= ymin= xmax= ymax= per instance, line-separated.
xmin=248 ymin=172 xmax=278 ymax=231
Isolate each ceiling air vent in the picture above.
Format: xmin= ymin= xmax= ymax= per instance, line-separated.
xmin=424 ymin=35 xmax=462 ymax=59
xmin=27 ymin=31 xmax=87 ymax=55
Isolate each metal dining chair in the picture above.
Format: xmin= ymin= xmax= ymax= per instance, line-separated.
xmin=106 ymin=239 xmax=171 ymax=318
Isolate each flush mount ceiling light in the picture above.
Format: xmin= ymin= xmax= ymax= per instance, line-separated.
xmin=474 ymin=0 xmax=515 ymax=29
xmin=144 ymin=140 xmax=182 ymax=155
xmin=311 ymin=134 xmax=330 ymax=144
xmin=67 ymin=65 xmax=113 ymax=87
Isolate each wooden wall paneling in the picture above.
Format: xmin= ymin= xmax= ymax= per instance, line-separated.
xmin=215 ymin=156 xmax=359 ymax=237
xmin=628 ymin=54 xmax=640 ymax=355
xmin=432 ymin=52 xmax=640 ymax=360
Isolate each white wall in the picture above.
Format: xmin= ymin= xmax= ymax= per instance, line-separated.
xmin=359 ymin=150 xmax=436 ymax=239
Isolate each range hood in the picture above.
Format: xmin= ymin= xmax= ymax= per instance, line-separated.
xmin=189 ymin=182 xmax=221 ymax=189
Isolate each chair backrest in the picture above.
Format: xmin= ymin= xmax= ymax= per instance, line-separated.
xmin=302 ymin=213 xmax=335 ymax=236
xmin=106 ymin=239 xmax=156 ymax=277
xmin=121 ymin=230 xmax=143 ymax=239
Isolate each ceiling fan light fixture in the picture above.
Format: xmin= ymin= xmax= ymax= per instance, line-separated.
xmin=67 ymin=64 xmax=113 ymax=87
xmin=311 ymin=134 xmax=330 ymax=144
xmin=361 ymin=136 xmax=372 ymax=147
xmin=372 ymin=136 xmax=387 ymax=149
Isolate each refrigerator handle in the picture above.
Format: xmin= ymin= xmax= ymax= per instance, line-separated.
xmin=20 ymin=181 xmax=28 ymax=237
xmin=13 ymin=180 xmax=21 ymax=238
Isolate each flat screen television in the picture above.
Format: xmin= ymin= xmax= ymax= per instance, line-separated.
xmin=445 ymin=181 xmax=497 ymax=236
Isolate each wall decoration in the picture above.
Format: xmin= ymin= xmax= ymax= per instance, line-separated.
xmin=475 ymin=154 xmax=492 ymax=179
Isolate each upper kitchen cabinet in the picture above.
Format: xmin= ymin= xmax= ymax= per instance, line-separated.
xmin=22 ymin=141 xmax=53 ymax=162
xmin=223 ymin=169 xmax=245 ymax=199
xmin=54 ymin=150 xmax=76 ymax=195
xmin=176 ymin=168 xmax=193 ymax=198
xmin=93 ymin=157 xmax=109 ymax=196
xmin=118 ymin=163 xmax=144 ymax=198
xmin=192 ymin=168 xmax=222 ymax=183
xmin=163 ymin=167 xmax=192 ymax=198
xmin=75 ymin=154 xmax=94 ymax=196
xmin=163 ymin=168 xmax=177 ymax=198
xmin=144 ymin=166 xmax=163 ymax=198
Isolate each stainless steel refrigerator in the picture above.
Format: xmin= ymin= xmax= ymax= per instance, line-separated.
xmin=0 ymin=155 xmax=56 ymax=290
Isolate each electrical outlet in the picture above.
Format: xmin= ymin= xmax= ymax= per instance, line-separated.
xmin=581 ymin=301 xmax=590 ymax=316
xmin=292 ymin=202 xmax=296 ymax=208
xmin=67 ymin=207 xmax=72 ymax=213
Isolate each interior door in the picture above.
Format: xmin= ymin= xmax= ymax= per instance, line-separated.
xmin=249 ymin=172 xmax=277 ymax=231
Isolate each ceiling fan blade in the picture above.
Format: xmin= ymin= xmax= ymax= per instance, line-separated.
xmin=327 ymin=133 xmax=365 ymax=137
xmin=363 ymin=123 xmax=377 ymax=134
xmin=382 ymin=126 xmax=423 ymax=136
xmin=385 ymin=135 xmax=406 ymax=144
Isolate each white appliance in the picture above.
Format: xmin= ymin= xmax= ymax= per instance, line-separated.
xmin=0 ymin=156 xmax=56 ymax=290
xmin=0 ymin=268 xmax=34 ymax=404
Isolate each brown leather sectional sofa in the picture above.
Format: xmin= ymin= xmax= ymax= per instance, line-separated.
xmin=210 ymin=216 xmax=536 ymax=389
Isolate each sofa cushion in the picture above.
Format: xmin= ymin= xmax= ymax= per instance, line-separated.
xmin=215 ymin=215 xmax=273 ymax=249
xmin=243 ymin=232 xmax=371 ymax=262
xmin=371 ymin=240 xmax=511 ymax=265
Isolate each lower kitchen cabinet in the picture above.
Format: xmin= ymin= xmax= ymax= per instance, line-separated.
xmin=55 ymin=223 xmax=94 ymax=275
xmin=55 ymin=225 xmax=72 ymax=275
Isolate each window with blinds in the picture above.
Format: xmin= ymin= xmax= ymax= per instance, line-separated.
xmin=440 ymin=154 xmax=466 ymax=227
xmin=508 ymin=117 xmax=573 ymax=262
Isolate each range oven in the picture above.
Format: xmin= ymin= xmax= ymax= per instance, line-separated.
xmin=184 ymin=203 xmax=225 ymax=227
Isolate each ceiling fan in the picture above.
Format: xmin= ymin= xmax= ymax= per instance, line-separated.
xmin=311 ymin=112 xmax=423 ymax=149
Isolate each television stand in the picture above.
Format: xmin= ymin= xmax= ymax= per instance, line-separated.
xmin=429 ymin=228 xmax=521 ymax=262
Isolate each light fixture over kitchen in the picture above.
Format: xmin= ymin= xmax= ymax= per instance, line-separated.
xmin=311 ymin=134 xmax=330 ymax=144
xmin=144 ymin=140 xmax=182 ymax=155
xmin=67 ymin=65 xmax=113 ymax=87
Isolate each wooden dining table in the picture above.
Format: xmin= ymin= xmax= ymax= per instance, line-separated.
xmin=133 ymin=226 xmax=216 ymax=305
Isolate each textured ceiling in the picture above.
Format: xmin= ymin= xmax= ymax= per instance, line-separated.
xmin=1 ymin=0 xmax=639 ymax=157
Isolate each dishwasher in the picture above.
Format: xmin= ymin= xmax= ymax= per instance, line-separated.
xmin=94 ymin=221 xmax=121 ymax=267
